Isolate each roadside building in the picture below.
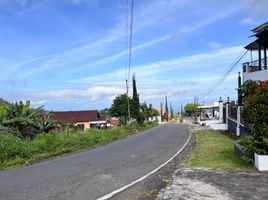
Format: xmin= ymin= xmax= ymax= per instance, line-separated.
xmin=52 ymin=110 xmax=111 ymax=131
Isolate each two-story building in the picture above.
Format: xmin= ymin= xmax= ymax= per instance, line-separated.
xmin=242 ymin=21 xmax=268 ymax=83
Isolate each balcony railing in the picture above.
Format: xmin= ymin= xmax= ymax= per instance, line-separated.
xmin=243 ymin=58 xmax=268 ymax=73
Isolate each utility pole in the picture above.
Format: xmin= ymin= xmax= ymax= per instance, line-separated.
xmin=126 ymin=79 xmax=131 ymax=121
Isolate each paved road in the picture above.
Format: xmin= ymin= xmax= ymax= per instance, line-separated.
xmin=0 ymin=124 xmax=189 ymax=200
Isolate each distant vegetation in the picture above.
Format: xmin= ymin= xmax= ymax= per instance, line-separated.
xmin=0 ymin=121 xmax=158 ymax=169
xmin=108 ymin=75 xmax=159 ymax=124
xmin=0 ymin=75 xmax=160 ymax=169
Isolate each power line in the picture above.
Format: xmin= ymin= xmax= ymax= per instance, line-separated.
xmin=125 ymin=0 xmax=129 ymax=80
xmin=127 ymin=0 xmax=135 ymax=81
xmin=198 ymin=49 xmax=248 ymax=100
xmin=125 ymin=0 xmax=135 ymax=121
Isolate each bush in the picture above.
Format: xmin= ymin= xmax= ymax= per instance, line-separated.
xmin=0 ymin=121 xmax=158 ymax=169
xmin=242 ymin=81 xmax=268 ymax=156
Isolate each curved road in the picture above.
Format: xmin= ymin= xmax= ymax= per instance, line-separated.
xmin=0 ymin=124 xmax=189 ymax=200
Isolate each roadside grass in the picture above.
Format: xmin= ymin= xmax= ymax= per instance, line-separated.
xmin=187 ymin=129 xmax=255 ymax=171
xmin=0 ymin=121 xmax=158 ymax=170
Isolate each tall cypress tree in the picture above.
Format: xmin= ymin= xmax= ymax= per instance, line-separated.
xmin=132 ymin=74 xmax=139 ymax=120
xmin=160 ymin=102 xmax=163 ymax=121
xmin=165 ymin=95 xmax=168 ymax=114
xmin=164 ymin=95 xmax=169 ymax=122
xmin=170 ymin=101 xmax=174 ymax=119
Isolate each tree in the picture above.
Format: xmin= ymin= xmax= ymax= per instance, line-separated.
xmin=140 ymin=102 xmax=149 ymax=121
xmin=184 ymin=103 xmax=195 ymax=117
xmin=0 ymin=100 xmax=54 ymax=139
xmin=100 ymin=108 xmax=111 ymax=117
xmin=165 ymin=96 xmax=169 ymax=121
xmin=163 ymin=112 xmax=169 ymax=121
xmin=180 ymin=104 xmax=184 ymax=116
xmin=160 ymin=102 xmax=163 ymax=121
xmin=241 ymin=81 xmax=268 ymax=156
xmin=165 ymin=96 xmax=168 ymax=113
xmin=131 ymin=75 xmax=140 ymax=120
xmin=170 ymin=102 xmax=174 ymax=119
xmin=110 ymin=94 xmax=131 ymax=124
xmin=179 ymin=104 xmax=184 ymax=123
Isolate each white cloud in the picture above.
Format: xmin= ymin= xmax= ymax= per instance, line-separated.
xmin=208 ymin=41 xmax=223 ymax=49
xmin=239 ymin=17 xmax=257 ymax=25
xmin=4 ymin=45 xmax=243 ymax=109
xmin=3 ymin=0 xmax=241 ymax=79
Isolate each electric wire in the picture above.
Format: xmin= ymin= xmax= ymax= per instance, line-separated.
xmin=127 ymin=0 xmax=135 ymax=81
xmin=198 ymin=49 xmax=248 ymax=100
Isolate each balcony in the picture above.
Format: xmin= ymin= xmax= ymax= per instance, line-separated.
xmin=242 ymin=58 xmax=268 ymax=83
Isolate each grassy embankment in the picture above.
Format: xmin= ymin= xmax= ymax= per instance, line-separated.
xmin=0 ymin=121 xmax=158 ymax=170
xmin=187 ymin=129 xmax=254 ymax=171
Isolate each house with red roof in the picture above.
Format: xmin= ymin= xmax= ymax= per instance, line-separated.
xmin=52 ymin=110 xmax=112 ymax=130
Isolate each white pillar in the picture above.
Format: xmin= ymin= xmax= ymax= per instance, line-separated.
xmin=236 ymin=106 xmax=241 ymax=136
xmin=219 ymin=101 xmax=224 ymax=122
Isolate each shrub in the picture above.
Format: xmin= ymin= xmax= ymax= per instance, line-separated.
xmin=242 ymin=81 xmax=268 ymax=156
xmin=0 ymin=121 xmax=158 ymax=169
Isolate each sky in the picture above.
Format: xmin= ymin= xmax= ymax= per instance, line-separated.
xmin=0 ymin=0 xmax=267 ymax=111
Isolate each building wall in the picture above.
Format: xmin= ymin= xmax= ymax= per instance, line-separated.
xmin=243 ymin=69 xmax=268 ymax=83
xmin=75 ymin=122 xmax=90 ymax=130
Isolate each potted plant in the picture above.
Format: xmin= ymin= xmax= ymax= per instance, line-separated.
xmin=241 ymin=81 xmax=268 ymax=171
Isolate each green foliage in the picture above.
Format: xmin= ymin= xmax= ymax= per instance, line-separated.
xmin=110 ymin=94 xmax=131 ymax=124
xmin=150 ymin=107 xmax=160 ymax=118
xmin=241 ymin=80 xmax=257 ymax=99
xmin=170 ymin=102 xmax=174 ymax=119
xmin=131 ymin=75 xmax=140 ymax=120
xmin=160 ymin=102 xmax=163 ymax=121
xmin=165 ymin=96 xmax=168 ymax=114
xmin=137 ymin=111 xmax=145 ymax=124
xmin=0 ymin=100 xmax=55 ymax=139
xmin=242 ymin=81 xmax=268 ymax=156
xmin=184 ymin=103 xmax=195 ymax=117
xmin=0 ymin=122 xmax=158 ymax=169
xmin=240 ymin=135 xmax=255 ymax=162
xmin=140 ymin=102 xmax=149 ymax=121
xmin=99 ymin=108 xmax=111 ymax=117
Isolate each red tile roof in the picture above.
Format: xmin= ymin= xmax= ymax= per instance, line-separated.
xmin=52 ymin=110 xmax=100 ymax=123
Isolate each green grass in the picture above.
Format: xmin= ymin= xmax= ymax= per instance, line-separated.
xmin=0 ymin=121 xmax=158 ymax=170
xmin=187 ymin=129 xmax=254 ymax=171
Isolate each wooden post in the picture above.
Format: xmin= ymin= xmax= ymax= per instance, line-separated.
xmin=258 ymin=43 xmax=262 ymax=70
xmin=126 ymin=79 xmax=131 ymax=122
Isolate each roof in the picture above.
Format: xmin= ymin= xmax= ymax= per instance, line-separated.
xmin=52 ymin=110 xmax=100 ymax=123
xmin=245 ymin=21 xmax=268 ymax=50
xmin=252 ymin=21 xmax=268 ymax=33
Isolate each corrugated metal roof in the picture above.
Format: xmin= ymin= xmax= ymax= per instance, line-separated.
xmin=52 ymin=110 xmax=100 ymax=123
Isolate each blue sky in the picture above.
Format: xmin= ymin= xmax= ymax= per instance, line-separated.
xmin=0 ymin=0 xmax=267 ymax=111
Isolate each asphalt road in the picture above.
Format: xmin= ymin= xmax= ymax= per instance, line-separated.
xmin=0 ymin=124 xmax=190 ymax=200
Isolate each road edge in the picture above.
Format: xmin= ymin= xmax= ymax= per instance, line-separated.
xmin=97 ymin=124 xmax=192 ymax=200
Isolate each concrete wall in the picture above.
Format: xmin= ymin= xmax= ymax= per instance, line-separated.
xmin=243 ymin=69 xmax=268 ymax=83
xmin=75 ymin=122 xmax=90 ymax=130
